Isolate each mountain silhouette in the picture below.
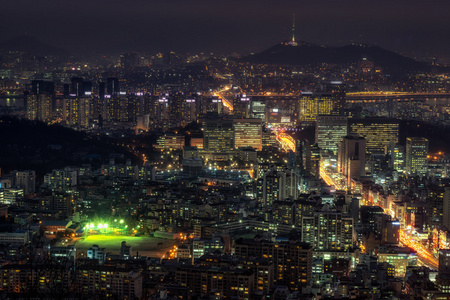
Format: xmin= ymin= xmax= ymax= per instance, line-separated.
xmin=0 ymin=35 xmax=68 ymax=57
xmin=241 ymin=42 xmax=432 ymax=74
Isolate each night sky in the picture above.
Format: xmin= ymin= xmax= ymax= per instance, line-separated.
xmin=2 ymin=0 xmax=450 ymax=61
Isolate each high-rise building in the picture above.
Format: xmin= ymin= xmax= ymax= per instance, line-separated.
xmin=298 ymin=92 xmax=334 ymax=122
xmin=26 ymin=80 xmax=55 ymax=122
xmin=302 ymin=141 xmax=321 ymax=178
xmin=183 ymin=96 xmax=199 ymax=125
xmin=338 ymin=136 xmax=366 ymax=186
xmin=233 ymin=118 xmax=262 ymax=151
xmin=251 ymin=100 xmax=266 ymax=122
xmin=442 ymin=187 xmax=450 ymax=230
xmin=262 ymin=168 xmax=286 ymax=206
xmin=234 ymin=239 xmax=313 ymax=290
xmin=406 ymin=137 xmax=429 ymax=176
xmin=234 ymin=94 xmax=252 ymax=118
xmin=315 ymin=115 xmax=348 ymax=155
xmin=63 ymin=96 xmax=91 ymax=128
xmin=348 ymin=118 xmax=399 ymax=155
xmin=390 ymin=143 xmax=405 ymax=173
xmin=203 ymin=119 xmax=234 ymax=153
xmin=13 ymin=170 xmax=35 ymax=195
xmin=321 ymin=81 xmax=346 ymax=115
xmin=301 ymin=211 xmax=354 ymax=251
xmin=106 ymin=77 xmax=120 ymax=96
xmin=437 ymin=249 xmax=450 ymax=294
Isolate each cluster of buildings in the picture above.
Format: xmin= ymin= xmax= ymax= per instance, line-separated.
xmin=2 ymin=46 xmax=450 ymax=299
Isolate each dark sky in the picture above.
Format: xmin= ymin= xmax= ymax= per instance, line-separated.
xmin=2 ymin=0 xmax=450 ymax=61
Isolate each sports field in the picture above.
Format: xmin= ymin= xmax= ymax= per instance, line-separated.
xmin=61 ymin=235 xmax=177 ymax=257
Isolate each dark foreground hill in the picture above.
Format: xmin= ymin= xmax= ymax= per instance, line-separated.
xmin=0 ymin=117 xmax=134 ymax=178
xmin=242 ymin=42 xmax=432 ymax=74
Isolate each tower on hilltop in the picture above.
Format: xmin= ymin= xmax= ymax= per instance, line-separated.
xmin=289 ymin=13 xmax=298 ymax=46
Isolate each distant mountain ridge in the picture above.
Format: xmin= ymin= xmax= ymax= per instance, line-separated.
xmin=241 ymin=42 xmax=432 ymax=74
xmin=0 ymin=36 xmax=68 ymax=57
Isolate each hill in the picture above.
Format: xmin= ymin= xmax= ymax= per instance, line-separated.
xmin=0 ymin=36 xmax=68 ymax=57
xmin=0 ymin=117 xmax=135 ymax=178
xmin=242 ymin=42 xmax=432 ymax=74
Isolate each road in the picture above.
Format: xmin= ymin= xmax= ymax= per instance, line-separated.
xmin=214 ymin=85 xmax=234 ymax=111
xmin=318 ymin=165 xmax=439 ymax=270
xmin=276 ymin=133 xmax=296 ymax=152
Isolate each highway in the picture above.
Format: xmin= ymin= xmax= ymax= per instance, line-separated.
xmin=399 ymin=229 xmax=438 ymax=270
xmin=276 ymin=133 xmax=296 ymax=152
xmin=214 ymin=85 xmax=234 ymax=111
xmin=318 ymin=165 xmax=439 ymax=270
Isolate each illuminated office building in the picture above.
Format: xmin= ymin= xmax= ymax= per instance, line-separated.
xmin=204 ymin=95 xmax=223 ymax=114
xmin=390 ymin=143 xmax=405 ymax=173
xmin=315 ymin=115 xmax=348 ymax=155
xmin=233 ymin=118 xmax=262 ymax=151
xmin=348 ymin=118 xmax=399 ymax=155
xmin=183 ymin=96 xmax=200 ymax=125
xmin=251 ymin=100 xmax=266 ymax=122
xmin=321 ymin=81 xmax=346 ymax=115
xmin=156 ymin=134 xmax=185 ymax=150
xmin=405 ymin=137 xmax=428 ymax=176
xmin=298 ymin=92 xmax=334 ymax=122
xmin=203 ymin=119 xmax=234 ymax=153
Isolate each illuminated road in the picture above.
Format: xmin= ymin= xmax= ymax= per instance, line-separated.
xmin=399 ymin=229 xmax=438 ymax=270
xmin=214 ymin=85 xmax=233 ymax=111
xmin=276 ymin=133 xmax=296 ymax=152
xmin=318 ymin=163 xmax=438 ymax=270
xmin=319 ymin=165 xmax=345 ymax=190
xmin=320 ymin=166 xmax=336 ymax=187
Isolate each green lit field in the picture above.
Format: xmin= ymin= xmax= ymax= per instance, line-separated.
xmin=63 ymin=235 xmax=176 ymax=257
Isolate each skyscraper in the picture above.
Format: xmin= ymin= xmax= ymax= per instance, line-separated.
xmin=298 ymin=92 xmax=334 ymax=122
xmin=26 ymin=80 xmax=55 ymax=122
xmin=315 ymin=115 xmax=348 ymax=155
xmin=233 ymin=94 xmax=252 ymax=118
xmin=348 ymin=118 xmax=399 ymax=155
xmin=338 ymin=136 xmax=366 ymax=186
xmin=233 ymin=118 xmax=262 ymax=151
xmin=405 ymin=137 xmax=429 ymax=176
xmin=321 ymin=81 xmax=346 ymax=115
xmin=203 ymin=119 xmax=234 ymax=153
